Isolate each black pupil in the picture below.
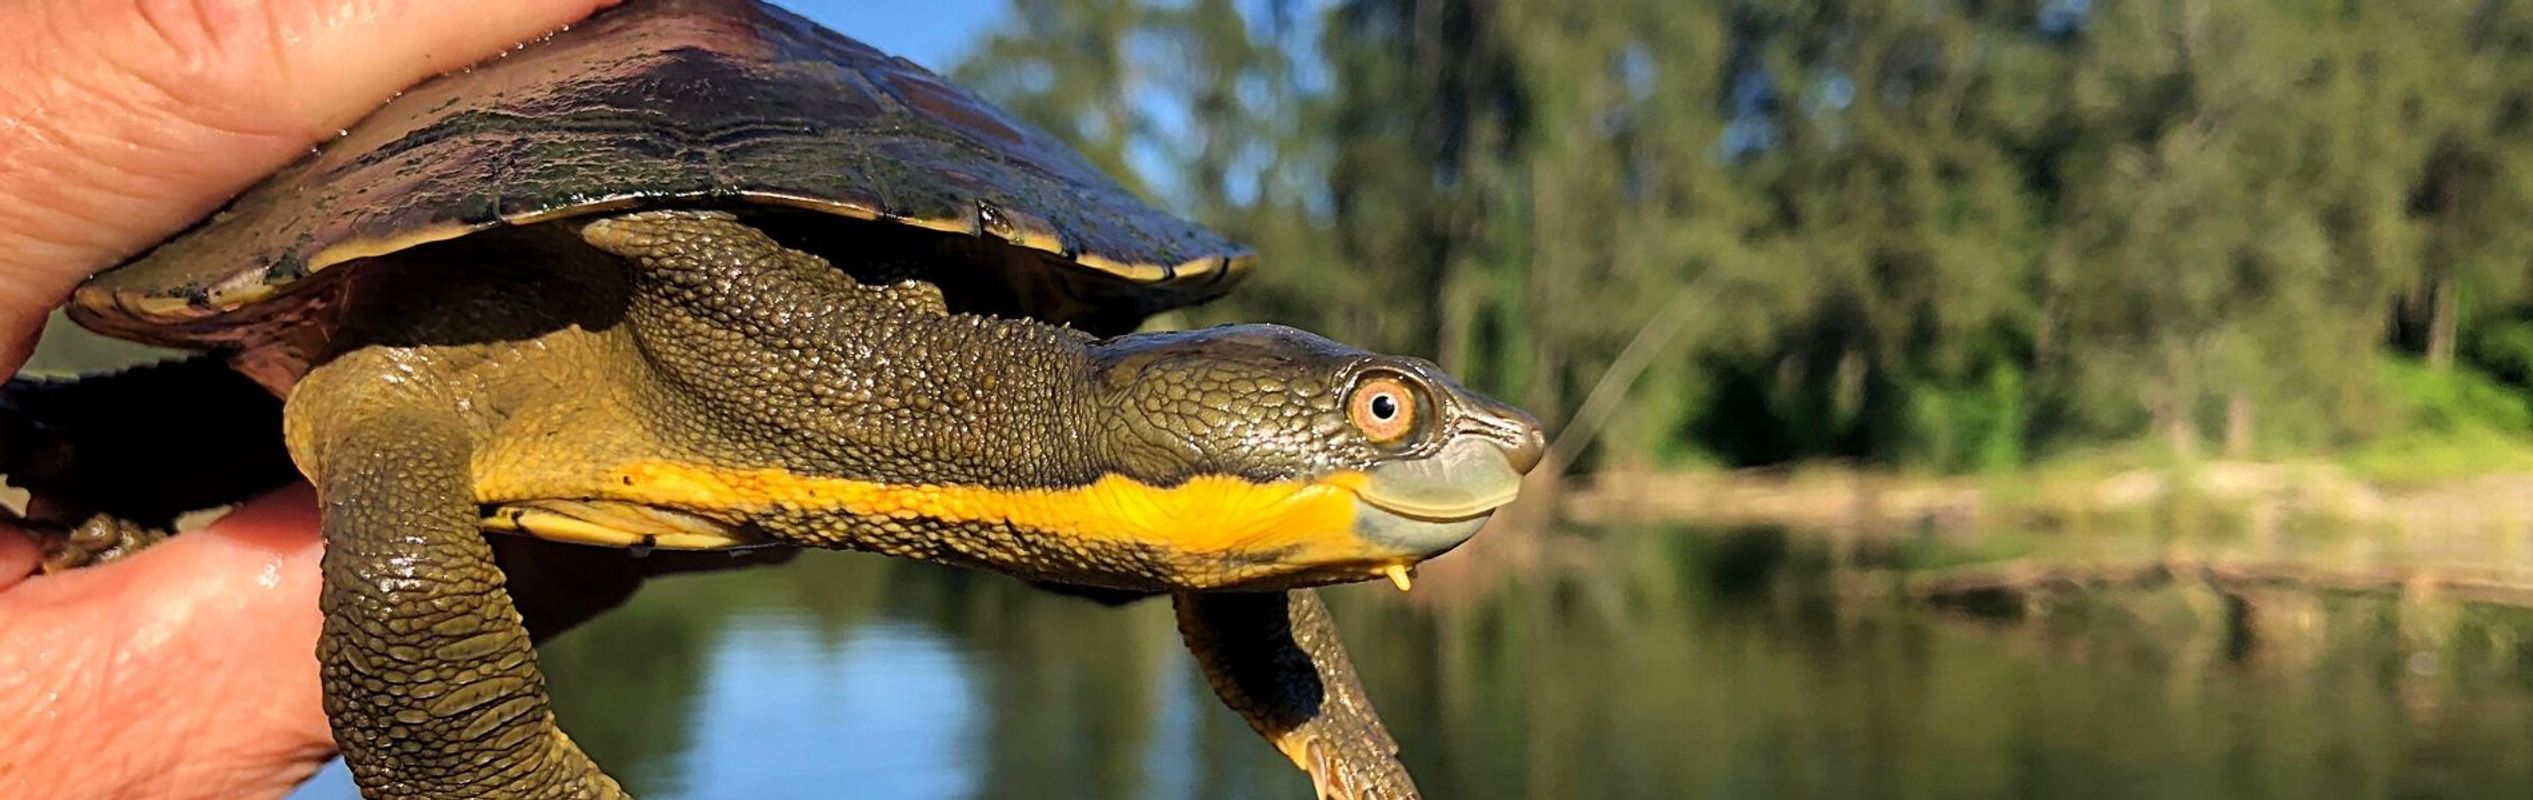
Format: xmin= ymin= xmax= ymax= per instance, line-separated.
xmin=1371 ymin=393 xmax=1399 ymax=420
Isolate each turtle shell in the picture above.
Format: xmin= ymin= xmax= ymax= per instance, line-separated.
xmin=70 ymin=0 xmax=1251 ymax=346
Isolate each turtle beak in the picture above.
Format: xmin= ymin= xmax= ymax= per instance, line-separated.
xmin=1347 ymin=397 xmax=1548 ymax=555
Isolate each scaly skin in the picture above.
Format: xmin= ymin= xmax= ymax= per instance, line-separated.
xmin=269 ymin=210 xmax=1538 ymax=797
xmin=306 ymin=412 xmax=627 ymax=800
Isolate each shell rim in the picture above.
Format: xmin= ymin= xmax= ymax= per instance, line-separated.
xmin=74 ymin=190 xmax=1259 ymax=323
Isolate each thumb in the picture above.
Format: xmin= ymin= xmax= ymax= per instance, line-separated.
xmin=0 ymin=0 xmax=620 ymax=374
xmin=0 ymin=486 xmax=331 ymax=800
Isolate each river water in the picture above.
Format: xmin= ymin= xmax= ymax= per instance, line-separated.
xmin=292 ymin=524 xmax=2533 ymax=799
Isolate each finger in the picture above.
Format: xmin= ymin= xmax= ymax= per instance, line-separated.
xmin=0 ymin=523 xmax=36 ymax=591
xmin=0 ymin=0 xmax=619 ymax=372
xmin=0 ymin=485 xmax=332 ymax=799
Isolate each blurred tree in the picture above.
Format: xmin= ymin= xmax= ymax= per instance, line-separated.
xmin=1717 ymin=0 xmax=2048 ymax=468
xmin=2408 ymin=1 xmax=2533 ymax=374
xmin=955 ymin=0 xmax=1161 ymax=196
xmin=955 ymin=0 xmax=2533 ymax=474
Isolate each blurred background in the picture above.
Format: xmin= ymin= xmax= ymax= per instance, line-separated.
xmin=235 ymin=0 xmax=2533 ymax=797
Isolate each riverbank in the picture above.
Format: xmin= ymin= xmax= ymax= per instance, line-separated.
xmin=1558 ymin=455 xmax=2533 ymax=584
xmin=1566 ymin=455 xmax=2533 ymax=533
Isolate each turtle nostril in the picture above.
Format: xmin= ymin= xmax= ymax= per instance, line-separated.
xmin=1464 ymin=404 xmax=1547 ymax=474
xmin=1503 ymin=426 xmax=1546 ymax=474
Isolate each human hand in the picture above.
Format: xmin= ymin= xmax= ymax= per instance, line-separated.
xmin=0 ymin=2 xmax=621 ymax=797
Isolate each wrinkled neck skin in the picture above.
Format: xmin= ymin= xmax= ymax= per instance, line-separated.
xmin=610 ymin=218 xmax=1379 ymax=496
xmin=621 ymin=241 xmax=1131 ymax=491
xmin=626 ymin=261 xmax=1353 ymax=493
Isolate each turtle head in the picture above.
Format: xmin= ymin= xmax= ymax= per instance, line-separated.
xmin=1088 ymin=323 xmax=1545 ymax=589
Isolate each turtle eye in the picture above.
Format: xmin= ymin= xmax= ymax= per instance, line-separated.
xmin=1348 ymin=374 xmax=1420 ymax=444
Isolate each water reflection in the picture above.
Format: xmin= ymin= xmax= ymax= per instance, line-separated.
xmin=293 ymin=525 xmax=2533 ymax=799
xmin=669 ymin=619 xmax=979 ymax=798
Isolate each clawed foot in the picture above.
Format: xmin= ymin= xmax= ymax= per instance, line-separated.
xmin=1292 ymin=732 xmax=1416 ymax=800
xmin=1176 ymin=590 xmax=1423 ymax=800
xmin=30 ymin=513 xmax=167 ymax=573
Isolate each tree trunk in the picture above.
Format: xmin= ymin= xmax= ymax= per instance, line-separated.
xmin=2427 ymin=272 xmax=2458 ymax=370
xmin=1437 ymin=270 xmax=1473 ymax=376
xmin=1833 ymin=347 xmax=1867 ymax=429
xmin=2224 ymin=391 xmax=2254 ymax=459
xmin=2157 ymin=381 xmax=2200 ymax=459
xmin=2165 ymin=412 xmax=2199 ymax=460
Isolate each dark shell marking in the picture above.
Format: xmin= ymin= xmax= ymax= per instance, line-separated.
xmin=74 ymin=0 xmax=1251 ymax=346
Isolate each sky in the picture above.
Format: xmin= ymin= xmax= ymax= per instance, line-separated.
xmin=782 ymin=0 xmax=1006 ymax=71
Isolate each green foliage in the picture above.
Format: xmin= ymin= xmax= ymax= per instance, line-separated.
xmin=1900 ymin=364 xmax=2028 ymax=474
xmin=2380 ymin=358 xmax=2533 ymax=436
xmin=2339 ymin=358 xmax=2533 ymax=484
xmin=955 ymin=0 xmax=2533 ymax=474
xmin=2464 ymin=315 xmax=2533 ymax=386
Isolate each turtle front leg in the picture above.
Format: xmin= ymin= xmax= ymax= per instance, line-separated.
xmin=1175 ymin=590 xmax=1420 ymax=800
xmin=303 ymin=410 xmax=626 ymax=800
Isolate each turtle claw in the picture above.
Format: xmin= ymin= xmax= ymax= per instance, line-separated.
xmin=1297 ymin=727 xmax=1413 ymax=800
xmin=1304 ymin=738 xmax=1368 ymax=800
xmin=23 ymin=512 xmax=165 ymax=573
xmin=1304 ymin=739 xmax=1345 ymax=798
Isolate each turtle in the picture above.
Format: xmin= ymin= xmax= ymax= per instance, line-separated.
xmin=0 ymin=0 xmax=1545 ymax=798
